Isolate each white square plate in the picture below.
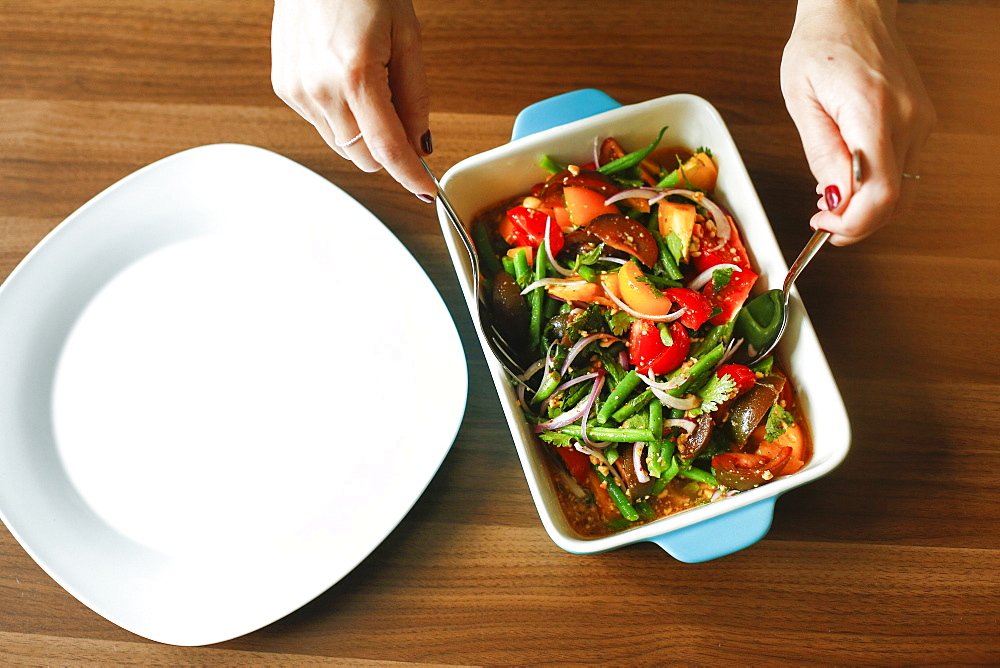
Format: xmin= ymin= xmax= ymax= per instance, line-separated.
xmin=438 ymin=91 xmax=850 ymax=562
xmin=0 ymin=144 xmax=468 ymax=644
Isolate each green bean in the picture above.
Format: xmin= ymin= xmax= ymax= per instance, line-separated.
xmin=689 ymin=320 xmax=734 ymax=359
xmin=539 ymin=154 xmax=565 ymax=174
xmin=556 ymin=425 xmax=656 ymax=443
xmin=512 ymin=247 xmax=531 ymax=289
xmin=532 ymin=370 xmax=562 ymax=405
xmin=596 ymin=370 xmax=642 ymax=424
xmin=501 ymin=256 xmax=515 ymax=276
xmin=652 ymin=230 xmax=684 ymax=280
xmin=594 ymin=467 xmax=640 ymax=522
xmin=677 ymin=466 xmax=718 ymax=486
xmin=656 ymin=169 xmax=681 ymax=189
xmin=610 ymin=389 xmax=654 ymax=423
xmin=598 ymin=126 xmax=667 ymax=176
xmin=635 ymin=499 xmax=655 ymax=520
xmin=648 ymin=399 xmax=663 ymax=439
xmin=668 ymin=342 xmax=726 ymax=397
xmin=472 ymin=223 xmax=505 ymax=279
xmin=529 ymin=241 xmax=549 ymax=353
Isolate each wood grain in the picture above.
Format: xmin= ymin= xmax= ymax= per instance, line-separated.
xmin=1 ymin=0 xmax=998 ymax=664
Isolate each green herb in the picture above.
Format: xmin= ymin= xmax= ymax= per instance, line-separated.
xmin=537 ymin=431 xmax=575 ymax=448
xmin=634 ymin=273 xmax=666 ymax=299
xmin=606 ymin=309 xmax=635 ymax=337
xmin=764 ymin=404 xmax=796 ymax=442
xmin=711 ymin=266 xmax=734 ymax=294
xmin=571 ymin=243 xmax=605 ymax=270
xmin=664 ymin=231 xmax=685 ymax=264
xmin=689 ymin=373 xmax=736 ymax=416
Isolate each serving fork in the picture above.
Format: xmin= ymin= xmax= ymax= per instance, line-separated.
xmin=420 ymin=158 xmax=527 ymax=379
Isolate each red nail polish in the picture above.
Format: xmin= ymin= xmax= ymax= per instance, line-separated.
xmin=420 ymin=130 xmax=433 ymax=155
xmin=824 ymin=184 xmax=841 ymax=211
xmin=416 ymin=193 xmax=435 ymax=203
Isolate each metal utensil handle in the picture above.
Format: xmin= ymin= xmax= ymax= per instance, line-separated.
xmin=782 ymin=229 xmax=830 ymax=294
xmin=419 ymin=159 xmax=481 ymax=292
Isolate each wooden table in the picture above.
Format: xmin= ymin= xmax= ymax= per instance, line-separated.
xmin=2 ymin=0 xmax=997 ymax=664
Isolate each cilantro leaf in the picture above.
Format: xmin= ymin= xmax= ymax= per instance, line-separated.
xmin=764 ymin=404 xmax=796 ymax=442
xmin=537 ymin=431 xmax=576 ymax=448
xmin=712 ymin=266 xmax=734 ymax=294
xmin=606 ymin=309 xmax=635 ymax=337
xmin=689 ymin=373 xmax=736 ymax=416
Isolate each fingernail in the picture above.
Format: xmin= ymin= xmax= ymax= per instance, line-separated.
xmin=824 ymin=184 xmax=842 ymax=211
xmin=416 ymin=193 xmax=435 ymax=203
xmin=420 ymin=130 xmax=433 ymax=155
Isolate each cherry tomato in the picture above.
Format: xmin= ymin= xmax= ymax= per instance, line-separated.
xmin=663 ymin=287 xmax=713 ymax=330
xmin=716 ymin=363 xmax=756 ymax=397
xmin=628 ymin=320 xmax=690 ymax=376
xmin=712 ymin=445 xmax=792 ymax=491
xmin=506 ymin=206 xmax=565 ymax=255
xmin=555 ymin=446 xmax=592 ymax=485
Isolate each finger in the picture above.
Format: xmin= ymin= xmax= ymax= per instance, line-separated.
xmin=349 ymin=68 xmax=435 ymax=196
xmin=387 ymin=13 xmax=431 ymax=154
xmin=785 ymin=90 xmax=856 ymax=220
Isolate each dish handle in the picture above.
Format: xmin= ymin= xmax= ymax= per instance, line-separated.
xmin=646 ymin=496 xmax=779 ymax=563
xmin=512 ymin=88 xmax=779 ymax=562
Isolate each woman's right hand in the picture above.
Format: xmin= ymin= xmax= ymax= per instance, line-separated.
xmin=271 ymin=0 xmax=436 ymax=200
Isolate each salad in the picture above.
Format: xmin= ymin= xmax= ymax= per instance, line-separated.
xmin=470 ymin=129 xmax=811 ymax=537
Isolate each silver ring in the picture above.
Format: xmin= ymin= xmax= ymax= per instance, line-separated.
xmin=902 ymin=172 xmax=921 ymax=180
xmin=852 ymin=150 xmax=863 ymax=185
xmin=335 ymin=132 xmax=363 ymax=149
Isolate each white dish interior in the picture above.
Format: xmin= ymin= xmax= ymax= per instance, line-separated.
xmin=0 ymin=144 xmax=468 ymax=644
xmin=438 ymin=93 xmax=850 ymax=557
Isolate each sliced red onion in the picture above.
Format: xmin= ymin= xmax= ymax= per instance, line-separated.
xmin=607 ymin=187 xmax=732 ymax=246
xmin=661 ymin=188 xmax=732 ymax=245
xmin=605 ymin=285 xmax=687 ymax=322
xmin=543 ymin=217 xmax=574 ymax=277
xmin=556 ymin=468 xmax=588 ymax=499
xmin=578 ymin=372 xmax=606 ymax=446
xmin=520 ymin=277 xmax=588 ymax=295
xmin=516 ymin=358 xmax=546 ymax=410
xmin=534 ymin=372 xmax=600 ymax=431
xmin=619 ymin=350 xmax=630 ymax=371
xmin=604 ymin=188 xmax=663 ymax=206
xmin=664 ymin=418 xmax=697 ymax=434
xmin=593 ymin=135 xmax=601 ymax=169
xmin=640 ymin=370 xmax=688 ymax=391
xmin=687 ymin=263 xmax=742 ymax=291
xmin=574 ymin=441 xmax=610 ymax=468
xmin=633 ymin=442 xmax=650 ymax=483
xmin=561 ymin=333 xmax=620 ymax=375
xmin=598 ymin=256 xmax=628 ymax=265
xmin=538 ymin=370 xmax=599 ymax=416
xmin=647 ymin=384 xmax=702 ymax=411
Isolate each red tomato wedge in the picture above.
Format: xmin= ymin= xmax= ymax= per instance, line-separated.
xmin=628 ymin=320 xmax=690 ymax=376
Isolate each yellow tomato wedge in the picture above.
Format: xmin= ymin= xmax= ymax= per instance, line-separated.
xmin=748 ymin=421 xmax=808 ymax=476
xmin=617 ymin=261 xmax=673 ymax=316
xmin=676 ymin=152 xmax=718 ymax=192
xmin=545 ymin=273 xmax=621 ymax=308
xmin=657 ymin=201 xmax=697 ymax=263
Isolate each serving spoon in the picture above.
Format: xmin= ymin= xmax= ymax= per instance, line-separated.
xmin=419 ymin=158 xmax=527 ymax=379
xmin=736 ymin=150 xmax=862 ymax=364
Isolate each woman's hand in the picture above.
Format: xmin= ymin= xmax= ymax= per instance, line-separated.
xmin=781 ymin=0 xmax=935 ymax=245
xmin=271 ymin=0 xmax=436 ymax=200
